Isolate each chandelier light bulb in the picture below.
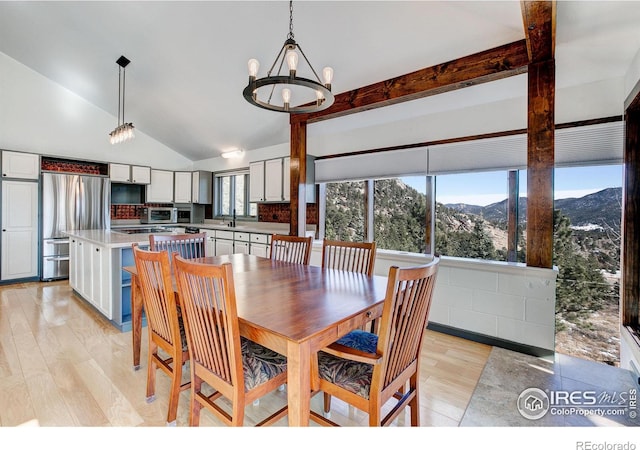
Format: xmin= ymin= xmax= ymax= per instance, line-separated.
xmin=322 ymin=67 xmax=334 ymax=87
xmin=286 ymin=50 xmax=299 ymax=74
xmin=248 ymin=58 xmax=260 ymax=78
xmin=282 ymin=88 xmax=291 ymax=105
xmin=316 ymin=90 xmax=324 ymax=103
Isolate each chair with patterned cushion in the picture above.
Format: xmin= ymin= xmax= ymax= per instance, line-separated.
xmin=173 ymin=255 xmax=288 ymax=426
xmin=310 ymin=257 xmax=440 ymax=426
xmin=132 ymin=244 xmax=190 ymax=426
xmin=270 ymin=234 xmax=312 ymax=265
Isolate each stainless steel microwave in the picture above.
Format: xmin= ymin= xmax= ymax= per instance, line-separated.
xmin=140 ymin=207 xmax=177 ymax=224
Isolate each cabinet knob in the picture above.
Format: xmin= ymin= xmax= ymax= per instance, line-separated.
xmin=96 ymin=248 xmax=100 ymax=252
xmin=1 ymin=229 xmax=5 ymax=232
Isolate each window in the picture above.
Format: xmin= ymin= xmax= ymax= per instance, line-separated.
xmin=214 ymin=171 xmax=257 ymax=218
xmin=324 ymin=181 xmax=365 ymax=241
xmin=435 ymin=170 xmax=511 ymax=261
xmin=374 ymin=177 xmax=426 ymax=253
xmin=553 ymin=164 xmax=622 ymax=365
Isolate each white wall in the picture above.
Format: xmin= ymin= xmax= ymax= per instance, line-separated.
xmin=310 ymin=243 xmax=558 ymax=353
xmin=0 ymin=51 xmax=191 ymax=171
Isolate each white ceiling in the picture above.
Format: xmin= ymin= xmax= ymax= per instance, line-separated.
xmin=1 ymin=1 xmax=640 ymax=162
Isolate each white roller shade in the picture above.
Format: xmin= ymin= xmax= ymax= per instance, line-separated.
xmin=314 ymin=147 xmax=427 ymax=183
xmin=314 ymin=121 xmax=623 ymax=181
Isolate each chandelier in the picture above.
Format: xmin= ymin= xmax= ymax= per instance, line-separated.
xmin=109 ymin=55 xmax=135 ymax=145
xmin=242 ymin=0 xmax=334 ymax=114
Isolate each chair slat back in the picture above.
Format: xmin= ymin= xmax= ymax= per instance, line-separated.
xmin=132 ymin=244 xmax=180 ymax=347
xmin=173 ymin=256 xmax=242 ymax=389
xmin=150 ymin=232 xmax=207 ymax=264
xmin=322 ymin=239 xmax=377 ymax=276
xmin=375 ymin=258 xmax=440 ymax=389
xmin=270 ymin=234 xmax=312 ymax=265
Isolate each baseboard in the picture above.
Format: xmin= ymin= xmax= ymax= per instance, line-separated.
xmin=427 ymin=322 xmax=555 ymax=359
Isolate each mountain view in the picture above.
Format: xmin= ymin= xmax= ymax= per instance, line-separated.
xmin=325 ymin=179 xmax=622 ymax=365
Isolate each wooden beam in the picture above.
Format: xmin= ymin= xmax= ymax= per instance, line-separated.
xmin=290 ymin=40 xmax=529 ymax=125
xmin=526 ymin=58 xmax=555 ymax=268
xmin=290 ymin=120 xmax=307 ymax=236
xmin=521 ymin=1 xmax=556 ymax=62
xmin=622 ymin=106 xmax=640 ymax=327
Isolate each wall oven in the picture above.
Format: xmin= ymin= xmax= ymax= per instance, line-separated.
xmin=140 ymin=207 xmax=177 ymax=224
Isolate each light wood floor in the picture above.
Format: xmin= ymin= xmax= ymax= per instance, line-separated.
xmin=0 ymin=280 xmax=492 ymax=427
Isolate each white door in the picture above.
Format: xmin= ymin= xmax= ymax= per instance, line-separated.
xmin=1 ymin=180 xmax=39 ymax=280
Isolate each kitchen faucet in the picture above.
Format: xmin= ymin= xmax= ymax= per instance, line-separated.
xmin=230 ymin=208 xmax=236 ymax=228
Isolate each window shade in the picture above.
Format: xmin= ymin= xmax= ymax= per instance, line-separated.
xmin=314 ymin=121 xmax=623 ymax=181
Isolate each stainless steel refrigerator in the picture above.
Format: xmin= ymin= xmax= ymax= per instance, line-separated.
xmin=41 ymin=173 xmax=110 ymax=281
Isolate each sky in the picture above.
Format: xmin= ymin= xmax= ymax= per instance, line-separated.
xmin=402 ymin=164 xmax=623 ymax=206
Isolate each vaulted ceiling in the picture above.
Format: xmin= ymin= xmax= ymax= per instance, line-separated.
xmin=1 ymin=1 xmax=639 ymax=162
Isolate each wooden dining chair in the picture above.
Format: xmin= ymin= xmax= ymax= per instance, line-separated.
xmin=270 ymin=234 xmax=312 ymax=265
xmin=310 ymin=257 xmax=440 ymax=427
xmin=173 ymin=255 xmax=289 ymax=427
xmin=132 ymin=244 xmax=190 ymax=426
xmin=149 ymin=232 xmax=207 ymax=263
xmin=321 ymin=239 xmax=377 ymax=276
xmin=322 ymin=239 xmax=378 ymax=333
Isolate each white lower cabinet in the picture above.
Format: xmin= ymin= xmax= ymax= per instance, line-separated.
xmin=205 ymin=230 xmax=216 ymax=256
xmin=249 ymin=233 xmax=271 ymax=258
xmin=69 ymin=237 xmax=112 ymax=320
xmin=215 ymin=239 xmax=234 ymax=256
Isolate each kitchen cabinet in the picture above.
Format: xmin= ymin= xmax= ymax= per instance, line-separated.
xmin=265 ymin=158 xmax=284 ymax=201
xmin=1 ymin=180 xmax=39 ymax=280
xmin=146 ymin=169 xmax=174 ymax=203
xmin=249 ymin=233 xmax=270 ymax=258
xmin=1 ymin=150 xmax=39 ymax=180
xmin=205 ymin=230 xmax=216 ymax=256
xmin=192 ymin=170 xmax=212 ymax=204
xmin=215 ymin=230 xmax=234 ymax=256
xmin=249 ymin=161 xmax=265 ymax=202
xmin=131 ymin=166 xmax=151 ymax=184
xmin=110 ymin=163 xmax=151 ymax=184
xmin=234 ymin=232 xmax=250 ymax=254
xmin=250 ymin=156 xmax=315 ymax=203
xmin=174 ymin=171 xmax=192 ymax=203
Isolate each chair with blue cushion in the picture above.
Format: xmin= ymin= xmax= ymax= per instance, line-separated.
xmin=310 ymin=257 xmax=440 ymax=426
xmin=173 ymin=255 xmax=288 ymax=426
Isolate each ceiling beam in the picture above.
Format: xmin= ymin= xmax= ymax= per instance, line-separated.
xmin=521 ymin=1 xmax=556 ymax=62
xmin=290 ymin=40 xmax=529 ymax=125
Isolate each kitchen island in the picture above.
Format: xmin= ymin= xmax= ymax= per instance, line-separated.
xmin=65 ymin=225 xmax=288 ymax=331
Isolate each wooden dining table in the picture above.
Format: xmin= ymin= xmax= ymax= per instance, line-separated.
xmin=123 ymin=253 xmax=389 ymax=426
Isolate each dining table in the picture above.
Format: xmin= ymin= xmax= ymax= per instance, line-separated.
xmin=123 ymin=253 xmax=389 ymax=426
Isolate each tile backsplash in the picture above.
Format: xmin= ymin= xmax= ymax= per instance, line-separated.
xmin=258 ymin=203 xmax=318 ymax=224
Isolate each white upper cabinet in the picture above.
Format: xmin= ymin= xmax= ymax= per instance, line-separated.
xmin=265 ymin=158 xmax=284 ymax=202
xmin=192 ymin=170 xmax=212 ymax=204
xmin=1 ymin=151 xmax=39 ymax=180
xmin=146 ymin=169 xmax=174 ymax=203
xmin=131 ymin=166 xmax=151 ymax=184
xmin=249 ymin=161 xmax=265 ymax=202
xmin=109 ymin=163 xmax=131 ymax=182
xmin=174 ymin=171 xmax=192 ymax=203
xmin=110 ymin=164 xmax=151 ymax=184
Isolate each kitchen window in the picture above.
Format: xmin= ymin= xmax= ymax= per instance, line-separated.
xmin=214 ymin=171 xmax=257 ymax=218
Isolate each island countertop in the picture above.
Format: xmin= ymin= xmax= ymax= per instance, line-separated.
xmin=64 ymin=229 xmax=170 ymax=248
